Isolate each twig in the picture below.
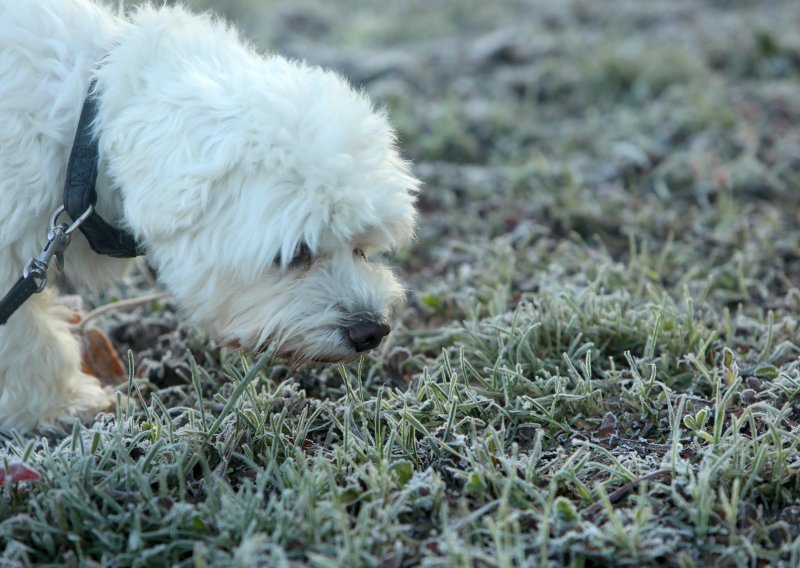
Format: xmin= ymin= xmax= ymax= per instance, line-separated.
xmin=586 ymin=470 xmax=672 ymax=517
xmin=78 ymin=292 xmax=169 ymax=330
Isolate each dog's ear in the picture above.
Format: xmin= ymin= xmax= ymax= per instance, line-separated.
xmin=111 ymin=136 xmax=244 ymax=243
xmin=96 ymin=84 xmax=249 ymax=243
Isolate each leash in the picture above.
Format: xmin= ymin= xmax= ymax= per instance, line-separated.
xmin=0 ymin=81 xmax=144 ymax=326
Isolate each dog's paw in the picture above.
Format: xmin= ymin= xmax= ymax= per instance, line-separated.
xmin=53 ymin=372 xmax=121 ymax=428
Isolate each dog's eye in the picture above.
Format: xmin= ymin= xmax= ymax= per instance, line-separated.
xmin=273 ymin=243 xmax=313 ymax=269
xmin=353 ymin=248 xmax=366 ymax=261
xmin=289 ymin=242 xmax=313 ymax=269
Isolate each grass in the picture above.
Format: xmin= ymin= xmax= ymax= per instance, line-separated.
xmin=4 ymin=0 xmax=800 ymax=565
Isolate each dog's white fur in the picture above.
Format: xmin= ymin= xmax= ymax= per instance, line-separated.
xmin=0 ymin=0 xmax=418 ymax=432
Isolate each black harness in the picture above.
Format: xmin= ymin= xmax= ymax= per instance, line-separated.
xmin=0 ymin=82 xmax=143 ymax=325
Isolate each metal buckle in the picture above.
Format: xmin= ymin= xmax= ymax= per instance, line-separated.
xmin=51 ymin=204 xmax=94 ymax=235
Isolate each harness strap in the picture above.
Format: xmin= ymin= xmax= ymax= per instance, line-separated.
xmin=63 ymin=82 xmax=143 ymax=258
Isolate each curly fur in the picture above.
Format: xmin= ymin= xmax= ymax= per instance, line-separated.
xmin=0 ymin=0 xmax=419 ymax=432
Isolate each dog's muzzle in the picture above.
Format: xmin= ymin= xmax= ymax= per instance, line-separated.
xmin=346 ymin=320 xmax=391 ymax=352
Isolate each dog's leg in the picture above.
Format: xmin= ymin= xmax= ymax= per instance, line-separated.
xmin=0 ymin=288 xmax=115 ymax=432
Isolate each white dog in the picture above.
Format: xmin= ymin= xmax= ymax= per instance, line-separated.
xmin=0 ymin=0 xmax=418 ymax=432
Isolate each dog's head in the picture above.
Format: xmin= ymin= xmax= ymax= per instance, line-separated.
xmin=95 ymin=7 xmax=418 ymax=362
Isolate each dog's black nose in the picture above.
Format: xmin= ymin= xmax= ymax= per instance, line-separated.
xmin=347 ymin=321 xmax=391 ymax=352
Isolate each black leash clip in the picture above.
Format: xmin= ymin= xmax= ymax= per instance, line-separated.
xmin=24 ymin=224 xmax=69 ymax=292
xmin=23 ymin=205 xmax=95 ymax=292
